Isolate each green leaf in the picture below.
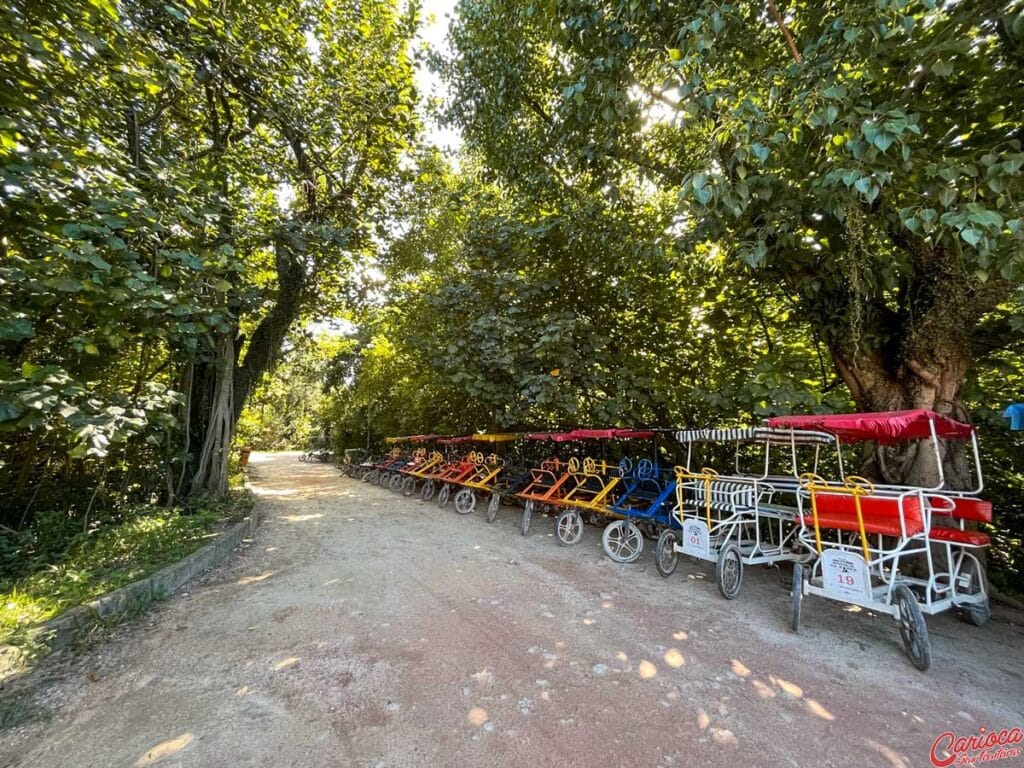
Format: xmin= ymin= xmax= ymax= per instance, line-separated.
xmin=960 ymin=228 xmax=983 ymax=246
xmin=0 ymin=318 xmax=34 ymax=342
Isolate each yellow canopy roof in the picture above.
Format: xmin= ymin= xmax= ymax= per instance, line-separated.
xmin=473 ymin=433 xmax=518 ymax=442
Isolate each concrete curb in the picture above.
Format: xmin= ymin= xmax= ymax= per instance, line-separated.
xmin=31 ymin=508 xmax=262 ymax=654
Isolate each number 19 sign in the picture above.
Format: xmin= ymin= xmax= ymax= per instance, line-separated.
xmin=821 ymin=550 xmax=871 ymax=600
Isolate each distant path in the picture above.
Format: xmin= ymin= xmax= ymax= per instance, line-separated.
xmin=3 ymin=452 xmax=1022 ymax=767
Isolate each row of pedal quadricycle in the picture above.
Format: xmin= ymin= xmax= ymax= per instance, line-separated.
xmin=336 ymin=411 xmax=994 ymax=672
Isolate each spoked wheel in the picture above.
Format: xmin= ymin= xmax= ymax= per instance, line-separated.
xmin=654 ymin=528 xmax=679 ymax=577
xmin=521 ymin=500 xmax=533 ymax=536
xmin=894 ymin=584 xmax=931 ymax=671
xmin=602 ymin=520 xmax=644 ymax=564
xmin=421 ymin=479 xmax=435 ymax=502
xmin=486 ymin=492 xmax=501 ymax=523
xmin=555 ymin=509 xmax=584 ymax=547
xmin=436 ymin=483 xmax=451 ymax=508
xmin=716 ymin=544 xmax=743 ymax=600
xmin=362 ymin=469 xmax=378 ymax=484
xmin=299 ymin=453 xmax=307 ymax=462
xmin=401 ymin=475 xmax=417 ymax=496
xmin=381 ymin=471 xmax=394 ymax=488
xmin=790 ymin=562 xmax=803 ymax=632
xmin=454 ymin=487 xmax=477 ymax=515
xmin=388 ymin=473 xmax=403 ymax=492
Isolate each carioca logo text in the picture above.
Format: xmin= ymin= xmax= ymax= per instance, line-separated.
xmin=930 ymin=726 xmax=1023 ymax=767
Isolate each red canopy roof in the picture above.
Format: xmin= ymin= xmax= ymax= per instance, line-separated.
xmin=526 ymin=432 xmax=576 ymax=442
xmin=765 ymin=409 xmax=974 ymax=444
xmin=527 ymin=429 xmax=655 ymax=441
xmin=439 ymin=435 xmax=475 ymax=444
xmin=567 ymin=428 xmax=656 ymax=440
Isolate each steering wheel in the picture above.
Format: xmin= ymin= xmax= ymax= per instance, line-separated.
xmin=567 ymin=457 xmax=581 ymax=473
xmin=582 ymin=457 xmax=597 ymax=474
xmin=618 ymin=457 xmax=633 ymax=476
xmin=637 ymin=458 xmax=655 ymax=479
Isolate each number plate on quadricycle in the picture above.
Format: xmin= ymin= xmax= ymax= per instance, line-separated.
xmin=821 ymin=550 xmax=871 ymax=600
xmin=681 ymin=519 xmax=711 ymax=559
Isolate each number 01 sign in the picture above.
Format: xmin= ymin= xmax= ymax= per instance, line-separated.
xmin=681 ymin=519 xmax=711 ymax=560
xmin=821 ymin=550 xmax=871 ymax=600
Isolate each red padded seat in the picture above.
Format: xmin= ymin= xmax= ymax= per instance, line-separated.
xmin=929 ymin=527 xmax=990 ymax=546
xmin=801 ymin=494 xmax=924 ymax=537
xmin=948 ymin=497 xmax=992 ymax=523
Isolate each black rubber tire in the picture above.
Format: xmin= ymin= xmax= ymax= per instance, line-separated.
xmin=521 ymin=500 xmax=533 ymax=536
xmin=486 ymin=493 xmax=500 ymax=523
xmin=388 ymin=472 xmax=403 ymax=492
xmin=602 ymin=520 xmax=644 ymax=564
xmin=401 ymin=476 xmax=416 ymax=496
xmin=961 ymin=600 xmax=991 ymax=627
xmin=894 ymin=584 xmax=931 ymax=672
xmin=716 ymin=544 xmax=743 ymax=600
xmin=421 ymin=479 xmax=435 ymax=502
xmin=437 ymin=484 xmax=451 ymax=508
xmin=654 ymin=528 xmax=679 ymax=578
xmin=791 ymin=562 xmax=803 ymax=632
xmin=454 ymin=487 xmax=476 ymax=515
xmin=555 ymin=509 xmax=584 ymax=547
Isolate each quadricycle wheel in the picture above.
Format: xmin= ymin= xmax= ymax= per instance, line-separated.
xmin=437 ymin=483 xmax=451 ymax=508
xmin=716 ymin=543 xmax=743 ymax=600
xmin=521 ymin=500 xmax=533 ymax=536
xmin=602 ymin=520 xmax=644 ymax=563
xmin=454 ymin=487 xmax=477 ymax=515
xmin=421 ymin=479 xmax=435 ymax=502
xmin=894 ymin=584 xmax=931 ymax=672
xmin=486 ymin=492 xmax=501 ymax=523
xmin=555 ymin=509 xmax=584 ymax=546
xmin=654 ymin=529 xmax=679 ymax=577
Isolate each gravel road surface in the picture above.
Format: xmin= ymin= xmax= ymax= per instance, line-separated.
xmin=3 ymin=452 xmax=1022 ymax=768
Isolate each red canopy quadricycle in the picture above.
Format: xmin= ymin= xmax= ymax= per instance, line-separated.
xmin=768 ymin=409 xmax=991 ymax=671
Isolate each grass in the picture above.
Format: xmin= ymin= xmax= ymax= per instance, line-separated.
xmin=0 ymin=490 xmax=253 ymax=656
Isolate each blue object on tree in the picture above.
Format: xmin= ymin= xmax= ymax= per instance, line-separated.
xmin=1002 ymin=403 xmax=1024 ymax=431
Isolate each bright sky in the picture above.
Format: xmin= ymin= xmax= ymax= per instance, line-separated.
xmin=415 ymin=0 xmax=461 ymax=153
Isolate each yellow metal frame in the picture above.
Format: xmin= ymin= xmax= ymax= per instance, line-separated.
xmin=798 ymin=473 xmax=874 ymax=562
xmin=673 ymin=466 xmax=721 ymax=527
xmin=461 ymin=452 xmax=504 ymax=490
xmin=407 ymin=450 xmax=444 ymax=479
xmin=561 ymin=457 xmax=622 ymax=512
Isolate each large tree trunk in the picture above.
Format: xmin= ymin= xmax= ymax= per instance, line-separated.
xmin=832 ymin=346 xmax=971 ymax=490
xmin=818 ymin=239 xmax=1005 ymax=491
xmin=232 ymin=236 xmax=307 ymax=423
xmin=189 ymin=334 xmax=236 ymax=497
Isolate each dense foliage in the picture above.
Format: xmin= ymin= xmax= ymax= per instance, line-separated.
xmin=1 ymin=0 xmax=417 ymax=541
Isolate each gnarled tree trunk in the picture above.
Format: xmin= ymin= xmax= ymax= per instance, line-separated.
xmin=189 ymin=334 xmax=236 ymax=497
xmin=820 ymin=239 xmax=1007 ymax=490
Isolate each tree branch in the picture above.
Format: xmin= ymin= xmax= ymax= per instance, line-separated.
xmin=766 ymin=0 xmax=802 ymax=63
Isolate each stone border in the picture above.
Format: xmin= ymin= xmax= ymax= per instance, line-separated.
xmin=31 ymin=508 xmax=262 ymax=654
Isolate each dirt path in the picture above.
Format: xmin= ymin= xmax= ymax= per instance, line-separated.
xmin=3 ymin=452 xmax=1022 ymax=768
